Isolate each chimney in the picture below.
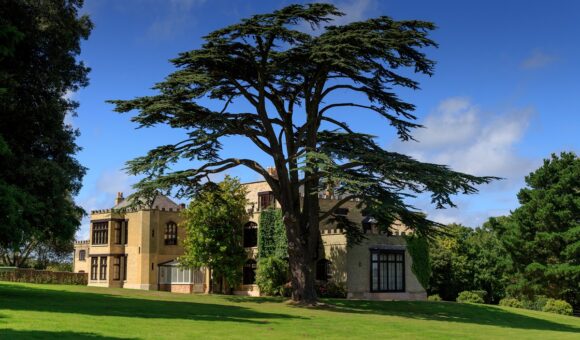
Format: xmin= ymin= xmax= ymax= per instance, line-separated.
xmin=266 ymin=166 xmax=278 ymax=179
xmin=180 ymin=203 xmax=186 ymax=210
xmin=115 ymin=192 xmax=124 ymax=205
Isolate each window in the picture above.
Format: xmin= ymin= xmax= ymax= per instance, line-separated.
xmin=258 ymin=191 xmax=275 ymax=210
xmin=113 ymin=257 xmax=121 ymax=280
xmin=243 ymin=259 xmax=257 ymax=285
xmin=92 ymin=222 xmax=108 ymax=245
xmin=243 ymin=222 xmax=258 ymax=248
xmin=99 ymin=256 xmax=107 ymax=280
xmin=114 ymin=222 xmax=122 ymax=244
xmin=316 ymin=259 xmax=331 ymax=281
xmin=78 ymin=250 xmax=86 ymax=261
xmin=123 ymin=255 xmax=128 ymax=281
xmin=164 ymin=222 xmax=178 ymax=245
xmin=334 ymin=208 xmax=349 ymax=216
xmin=90 ymin=257 xmax=98 ymax=280
xmin=370 ymin=250 xmax=405 ymax=292
xmin=124 ymin=220 xmax=129 ymax=245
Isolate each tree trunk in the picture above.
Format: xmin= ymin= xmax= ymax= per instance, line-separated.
xmin=284 ymin=212 xmax=318 ymax=304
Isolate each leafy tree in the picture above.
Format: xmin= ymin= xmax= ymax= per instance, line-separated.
xmin=110 ymin=3 xmax=495 ymax=302
xmin=0 ymin=0 xmax=91 ymax=266
xmin=180 ymin=176 xmax=248 ymax=293
xmin=490 ymin=152 xmax=579 ymax=308
xmin=428 ymin=223 xmax=510 ymax=303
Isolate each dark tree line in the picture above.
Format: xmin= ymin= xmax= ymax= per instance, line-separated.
xmin=0 ymin=0 xmax=91 ymax=267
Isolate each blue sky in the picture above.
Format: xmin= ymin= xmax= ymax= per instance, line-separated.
xmin=71 ymin=0 xmax=579 ymax=239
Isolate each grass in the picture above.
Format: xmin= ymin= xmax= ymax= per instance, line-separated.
xmin=0 ymin=282 xmax=578 ymax=339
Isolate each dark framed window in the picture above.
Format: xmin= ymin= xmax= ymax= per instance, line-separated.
xmin=114 ymin=222 xmax=122 ymax=244
xmin=113 ymin=256 xmax=121 ymax=280
xmin=243 ymin=259 xmax=257 ymax=284
xmin=99 ymin=256 xmax=107 ymax=280
xmin=243 ymin=222 xmax=258 ymax=248
xmin=370 ymin=250 xmax=405 ymax=292
xmin=78 ymin=250 xmax=86 ymax=261
xmin=334 ymin=208 xmax=349 ymax=216
xmin=123 ymin=255 xmax=128 ymax=281
xmin=164 ymin=222 xmax=178 ymax=245
xmin=124 ymin=220 xmax=129 ymax=245
xmin=316 ymin=259 xmax=331 ymax=281
xmin=92 ymin=222 xmax=108 ymax=245
xmin=258 ymin=191 xmax=275 ymax=210
xmin=90 ymin=257 xmax=98 ymax=280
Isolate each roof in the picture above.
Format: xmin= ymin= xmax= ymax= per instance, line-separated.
xmin=112 ymin=193 xmax=181 ymax=211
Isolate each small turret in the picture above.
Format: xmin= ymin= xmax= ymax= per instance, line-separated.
xmin=115 ymin=192 xmax=124 ymax=206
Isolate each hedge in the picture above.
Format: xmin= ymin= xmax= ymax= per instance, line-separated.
xmin=0 ymin=268 xmax=87 ymax=285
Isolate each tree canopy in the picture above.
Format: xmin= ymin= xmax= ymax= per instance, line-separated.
xmin=0 ymin=0 xmax=91 ymax=266
xmin=110 ymin=3 xmax=496 ymax=302
xmin=490 ymin=152 xmax=579 ymax=308
xmin=180 ymin=176 xmax=248 ymax=292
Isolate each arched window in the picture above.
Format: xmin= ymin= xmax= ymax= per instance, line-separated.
xmin=316 ymin=259 xmax=331 ymax=281
xmin=243 ymin=222 xmax=258 ymax=248
xmin=78 ymin=250 xmax=86 ymax=261
xmin=164 ymin=222 xmax=178 ymax=245
xmin=243 ymin=259 xmax=257 ymax=285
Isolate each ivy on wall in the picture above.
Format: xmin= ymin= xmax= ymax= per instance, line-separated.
xmin=258 ymin=208 xmax=288 ymax=259
xmin=405 ymin=235 xmax=431 ymax=290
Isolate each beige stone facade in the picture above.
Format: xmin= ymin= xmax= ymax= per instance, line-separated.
xmin=73 ymin=182 xmax=426 ymax=300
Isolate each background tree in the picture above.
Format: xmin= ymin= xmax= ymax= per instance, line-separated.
xmin=428 ymin=223 xmax=510 ymax=303
xmin=0 ymin=0 xmax=91 ymax=266
xmin=111 ymin=3 xmax=495 ymax=302
xmin=490 ymin=152 xmax=579 ymax=308
xmin=180 ymin=176 xmax=248 ymax=293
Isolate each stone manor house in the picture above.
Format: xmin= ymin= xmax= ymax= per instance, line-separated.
xmin=73 ymin=179 xmax=426 ymax=300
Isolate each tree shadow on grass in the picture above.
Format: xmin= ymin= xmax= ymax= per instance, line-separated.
xmin=224 ymin=295 xmax=286 ymax=304
xmin=0 ymin=329 xmax=136 ymax=339
xmin=316 ymin=299 xmax=579 ymax=333
xmin=0 ymin=283 xmax=303 ymax=324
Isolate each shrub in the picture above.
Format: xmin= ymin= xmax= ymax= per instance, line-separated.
xmin=315 ymin=281 xmax=347 ymax=298
xmin=522 ymin=295 xmax=549 ymax=311
xmin=255 ymin=256 xmax=289 ymax=296
xmin=499 ymin=298 xmax=524 ymax=309
xmin=542 ymin=299 xmax=573 ymax=316
xmin=457 ymin=291 xmax=484 ymax=304
xmin=428 ymin=294 xmax=442 ymax=301
xmin=0 ymin=268 xmax=87 ymax=285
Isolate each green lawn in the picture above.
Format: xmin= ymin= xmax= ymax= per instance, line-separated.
xmin=0 ymin=282 xmax=578 ymax=339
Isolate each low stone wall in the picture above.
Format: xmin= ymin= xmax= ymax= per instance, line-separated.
xmin=0 ymin=268 xmax=87 ymax=285
xmin=159 ymin=283 xmax=192 ymax=293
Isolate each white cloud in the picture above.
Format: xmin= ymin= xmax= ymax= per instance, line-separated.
xmin=146 ymin=0 xmax=206 ymax=40
xmin=391 ymin=97 xmax=537 ymax=227
xmin=521 ymin=50 xmax=556 ymax=69
xmin=96 ymin=169 xmax=133 ymax=195
xmin=330 ymin=0 xmax=377 ymax=26
xmin=394 ymin=97 xmax=534 ymax=179
xmin=298 ymin=0 xmax=376 ymax=33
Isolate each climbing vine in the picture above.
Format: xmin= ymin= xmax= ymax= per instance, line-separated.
xmin=405 ymin=235 xmax=431 ymax=289
xmin=258 ymin=208 xmax=288 ymax=259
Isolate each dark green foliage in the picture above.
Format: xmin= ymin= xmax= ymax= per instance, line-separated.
xmin=258 ymin=209 xmax=288 ymax=259
xmin=542 ymin=299 xmax=573 ymax=316
xmin=0 ymin=0 xmax=91 ymax=266
xmin=255 ymin=256 xmax=289 ymax=296
xmin=109 ymin=3 xmax=496 ymax=301
xmin=522 ymin=295 xmax=550 ymax=311
xmin=457 ymin=291 xmax=485 ymax=304
xmin=0 ymin=268 xmax=86 ymax=285
xmin=180 ymin=176 xmax=248 ymax=290
xmin=405 ymin=235 xmax=431 ymax=290
xmin=428 ymin=224 xmax=510 ymax=303
xmin=315 ymin=281 xmax=347 ymax=298
xmin=490 ymin=152 xmax=579 ymax=308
